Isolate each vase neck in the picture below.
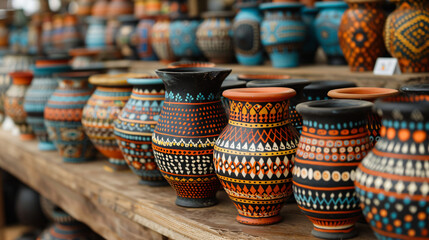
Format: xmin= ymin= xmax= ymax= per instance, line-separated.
xmin=228 ymin=99 xmax=290 ymax=124
xmin=301 ymin=114 xmax=368 ymax=136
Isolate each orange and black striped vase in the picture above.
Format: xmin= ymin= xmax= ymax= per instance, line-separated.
xmin=214 ymin=87 xmax=300 ymax=225
xmin=153 ymin=67 xmax=231 ymax=208
xmin=294 ymin=99 xmax=373 ymax=239
xmin=355 ymin=94 xmax=429 ymax=239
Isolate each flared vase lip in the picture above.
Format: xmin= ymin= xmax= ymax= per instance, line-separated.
xmin=296 ymin=99 xmax=373 ymax=117
xmin=156 ymin=67 xmax=232 ymax=75
xmin=237 ymin=74 xmax=291 ymax=81
xmin=127 ymin=76 xmax=163 ymax=85
xmin=315 ymin=1 xmax=348 ymax=8
xmin=223 ymin=87 xmax=296 ymax=102
xmin=260 ymin=2 xmax=304 ymax=10
xmin=328 ymin=87 xmax=399 ymax=101
xmin=374 ymin=95 xmax=429 ymax=118
xmin=89 ymin=73 xmax=150 ymax=86
xmin=400 ymin=84 xmax=429 ymax=95
xmin=246 ymin=79 xmax=311 ymax=89
xmin=167 ymin=61 xmax=216 ymax=69
xmin=55 ymin=71 xmax=99 ymax=80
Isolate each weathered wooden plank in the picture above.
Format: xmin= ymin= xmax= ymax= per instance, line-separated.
xmin=0 ymin=130 xmax=377 ymax=240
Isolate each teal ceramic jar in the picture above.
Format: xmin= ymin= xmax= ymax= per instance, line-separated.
xmin=169 ymin=17 xmax=202 ymax=60
xmin=85 ymin=17 xmax=106 ymax=49
xmin=260 ymin=2 xmax=306 ymax=68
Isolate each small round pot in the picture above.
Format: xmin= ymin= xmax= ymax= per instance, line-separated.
xmin=400 ymin=84 xmax=429 ymax=95
xmin=44 ymin=71 xmax=96 ymax=163
xmin=303 ymin=80 xmax=357 ymax=101
xmin=167 ymin=61 xmax=216 ymax=68
xmin=294 ymin=99 xmax=373 ymax=239
xmin=260 ymin=3 xmax=306 ymax=68
xmin=169 ymin=17 xmax=202 ymax=60
xmin=151 ymin=16 xmax=176 ymax=63
xmin=4 ymin=71 xmax=34 ymax=140
xmin=196 ymin=11 xmax=235 ymax=63
xmin=247 ymin=78 xmax=310 ymax=133
xmin=114 ymin=77 xmax=168 ymax=186
xmin=136 ymin=17 xmax=158 ymax=60
xmin=328 ymin=87 xmax=399 ymax=147
xmin=83 ymin=73 xmax=146 ymax=171
xmin=315 ymin=1 xmax=348 ymax=65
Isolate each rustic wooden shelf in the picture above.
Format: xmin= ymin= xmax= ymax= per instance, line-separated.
xmin=103 ymin=60 xmax=429 ymax=89
xmin=0 ymin=130 xmax=377 ymax=240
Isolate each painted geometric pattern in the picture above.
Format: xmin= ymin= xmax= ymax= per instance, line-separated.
xmin=261 ymin=11 xmax=306 ymax=47
xmin=196 ymin=18 xmax=234 ymax=61
xmin=27 ymin=115 xmax=50 ymax=142
xmin=339 ymin=2 xmax=386 ymax=71
xmin=315 ymin=8 xmax=346 ymax=55
xmin=290 ymin=105 xmax=303 ymax=133
xmin=164 ymin=91 xmax=219 ymax=103
xmin=152 ymin=21 xmax=175 ymax=61
xmin=228 ymin=100 xmax=289 ymax=123
xmin=24 ymin=77 xmax=57 ymax=113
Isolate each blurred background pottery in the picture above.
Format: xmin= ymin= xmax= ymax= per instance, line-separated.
xmin=108 ymin=0 xmax=134 ymax=18
xmin=85 ymin=17 xmax=106 ymax=49
xmin=136 ymin=17 xmax=158 ymax=60
xmin=151 ymin=16 xmax=176 ymax=63
xmin=115 ymin=15 xmax=139 ymax=59
xmin=400 ymin=84 xmax=429 ymax=95
xmin=167 ymin=61 xmax=216 ymax=68
xmin=169 ymin=17 xmax=202 ymax=61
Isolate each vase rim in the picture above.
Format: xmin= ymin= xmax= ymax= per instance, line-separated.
xmin=223 ymin=87 xmax=296 ymax=102
xmin=55 ymin=71 xmax=99 ymax=80
xmin=237 ymin=74 xmax=291 ymax=81
xmin=297 ymin=99 xmax=373 ymax=116
xmin=328 ymin=87 xmax=399 ymax=100
xmin=89 ymin=73 xmax=150 ymax=86
xmin=315 ymin=1 xmax=348 ymax=8
xmin=246 ymin=79 xmax=311 ymax=89
xmin=400 ymin=84 xmax=429 ymax=95
xmin=260 ymin=2 xmax=304 ymax=10
xmin=201 ymin=11 xmax=235 ymax=19
xmin=127 ymin=76 xmax=163 ymax=85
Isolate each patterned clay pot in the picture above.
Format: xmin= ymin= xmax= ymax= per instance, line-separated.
xmin=214 ymin=87 xmax=299 ymax=225
xmin=92 ymin=0 xmax=109 ymax=17
xmin=233 ymin=2 xmax=264 ymax=66
xmin=27 ymin=14 xmax=43 ymax=56
xmin=62 ymin=14 xmax=82 ymax=51
xmin=153 ymin=67 xmax=231 ymax=208
xmin=114 ymin=77 xmax=167 ymax=186
xmin=83 ymin=73 xmax=143 ymax=171
xmin=76 ymin=0 xmax=93 ymax=16
xmin=384 ymin=0 xmax=429 ymax=72
xmin=4 ymin=71 xmax=34 ymax=140
xmin=246 ymin=78 xmax=310 ymax=134
xmin=301 ymin=7 xmax=319 ymax=64
xmin=196 ymin=11 xmax=235 ymax=64
xmin=338 ymin=0 xmax=386 ymax=72
xmin=260 ymin=3 xmax=307 ymax=68
xmin=44 ymin=72 xmax=96 ymax=163
xmin=24 ymin=62 xmax=71 ymax=151
xmin=107 ymin=0 xmax=134 ymax=18
xmin=167 ymin=61 xmax=216 ymax=68
xmin=42 ymin=15 xmax=53 ymax=53
xmin=145 ymin=0 xmax=162 ymax=16
xmin=315 ymin=1 xmax=348 ymax=65
xmin=136 ymin=17 xmax=158 ymax=60
xmin=355 ymin=94 xmax=429 ymax=240
xmin=51 ymin=15 xmax=64 ymax=51
xmin=303 ymin=80 xmax=357 ymax=101
xmin=115 ymin=15 xmax=138 ymax=59
xmin=400 ymin=84 xmax=429 ymax=95
xmin=151 ymin=16 xmax=176 ymax=63
xmin=85 ymin=17 xmax=106 ymax=49
xmin=294 ymin=99 xmax=373 ymax=239
xmin=328 ymin=87 xmax=399 ymax=148
xmin=169 ymin=17 xmax=203 ymax=60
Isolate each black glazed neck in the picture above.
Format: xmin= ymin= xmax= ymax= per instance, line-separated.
xmin=400 ymin=84 xmax=429 ymax=95
xmin=374 ymin=95 xmax=429 ymax=121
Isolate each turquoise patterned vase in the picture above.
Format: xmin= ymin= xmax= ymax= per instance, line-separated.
xmin=114 ymin=77 xmax=167 ymax=186
xmin=315 ymin=1 xmax=348 ymax=65
xmin=85 ymin=17 xmax=106 ymax=49
xmin=44 ymin=72 xmax=96 ymax=163
xmin=260 ymin=2 xmax=306 ymax=68
xmin=170 ymin=17 xmax=202 ymax=60
xmin=24 ymin=63 xmax=71 ymax=151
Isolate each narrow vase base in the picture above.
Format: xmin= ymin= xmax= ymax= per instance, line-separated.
xmin=38 ymin=142 xmax=57 ymax=151
xmin=327 ymin=55 xmax=347 ymax=66
xmin=104 ymin=161 xmax=130 ymax=172
xmin=311 ymin=226 xmax=358 ymax=240
xmin=20 ymin=134 xmax=35 ymax=141
xmin=139 ymin=179 xmax=169 ymax=187
xmin=236 ymin=214 xmax=282 ymax=225
xmin=175 ymin=196 xmax=218 ymax=208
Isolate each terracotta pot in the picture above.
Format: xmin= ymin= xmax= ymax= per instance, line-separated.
xmin=44 ymin=71 xmax=97 ymax=163
xmin=92 ymin=0 xmax=109 ymax=17
xmin=328 ymin=87 xmax=398 ymax=147
xmin=114 ymin=76 xmax=168 ymax=186
xmin=214 ymin=87 xmax=299 ymax=225
xmin=108 ymin=0 xmax=134 ymax=18
xmin=237 ymin=74 xmax=291 ymax=81
xmin=355 ymin=94 xmax=429 ymax=239
xmin=339 ymin=0 xmax=386 ymax=72
xmin=83 ymin=73 xmax=146 ymax=171
xmin=4 ymin=71 xmax=34 ymax=140
xmin=294 ymin=99 xmax=373 ymax=239
xmin=303 ymin=80 xmax=357 ymax=101
xmin=196 ymin=11 xmax=235 ymax=63
xmin=153 ymin=67 xmax=231 ymax=207
xmin=384 ymin=0 xmax=429 ymax=73
xmin=167 ymin=61 xmax=216 ymax=68
xmin=151 ymin=16 xmax=176 ymax=63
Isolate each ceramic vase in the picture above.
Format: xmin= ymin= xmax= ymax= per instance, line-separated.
xmin=83 ymin=74 xmax=140 ymax=171
xmin=116 ymin=15 xmax=138 ymax=59
xmin=301 ymin=7 xmax=319 ymax=64
xmin=153 ymin=67 xmax=231 ymax=208
xmin=196 ymin=11 xmax=235 ymax=63
xmin=303 ymin=80 xmax=357 ymax=101
xmin=214 ymin=87 xmax=300 ymax=225
xmin=114 ymin=77 xmax=167 ymax=186
xmin=107 ymin=0 xmax=134 ymax=18
xmin=44 ymin=72 xmax=96 ymax=163
xmin=145 ymin=0 xmax=162 ymax=16
xmin=338 ymin=0 xmax=386 ymax=72
xmin=315 ymin=1 xmax=348 ymax=65
xmin=384 ymin=0 xmax=429 ymax=72
xmin=4 ymin=72 xmax=34 ymax=140
xmin=260 ymin=3 xmax=306 ymax=68
xmin=62 ymin=14 xmax=82 ymax=51
xmin=170 ymin=17 xmax=202 ymax=60
xmin=294 ymin=99 xmax=373 ymax=239
xmin=136 ymin=18 xmax=158 ymax=60
xmin=233 ymin=2 xmax=264 ymax=66
xmin=24 ymin=63 xmax=71 ymax=151
xmin=247 ymin=78 xmax=310 ymax=134
xmin=151 ymin=17 xmax=176 ymax=63
xmin=355 ymin=94 xmax=429 ymax=239
xmin=400 ymin=84 xmax=429 ymax=95
xmin=328 ymin=87 xmax=399 ymax=148
xmin=85 ymin=17 xmax=106 ymax=49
